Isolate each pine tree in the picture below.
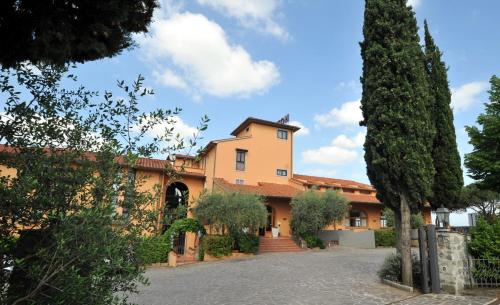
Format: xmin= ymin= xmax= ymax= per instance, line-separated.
xmin=465 ymin=75 xmax=500 ymax=193
xmin=360 ymin=0 xmax=435 ymax=286
xmin=424 ymin=20 xmax=464 ymax=210
xmin=0 ymin=0 xmax=157 ymax=67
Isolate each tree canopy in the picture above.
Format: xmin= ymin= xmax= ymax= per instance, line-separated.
xmin=0 ymin=64 xmax=208 ymax=304
xmin=460 ymin=183 xmax=499 ymax=223
xmin=0 ymin=0 xmax=157 ymax=67
xmin=465 ymin=75 xmax=500 ymax=193
xmin=290 ymin=190 xmax=348 ymax=237
xmin=360 ymin=0 xmax=435 ymax=211
xmin=424 ymin=20 xmax=464 ymax=210
xmin=192 ymin=191 xmax=268 ymax=236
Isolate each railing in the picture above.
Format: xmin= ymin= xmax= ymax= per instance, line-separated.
xmin=172 ymin=233 xmax=186 ymax=255
xmin=466 ymin=258 xmax=500 ymax=288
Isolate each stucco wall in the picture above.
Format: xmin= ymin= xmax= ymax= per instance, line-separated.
xmin=267 ymin=199 xmax=292 ymax=237
xmin=205 ymin=122 xmax=294 ymax=186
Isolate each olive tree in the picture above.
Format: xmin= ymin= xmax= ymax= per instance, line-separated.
xmin=192 ymin=191 xmax=267 ymax=237
xmin=0 ymin=64 xmax=208 ymax=304
xmin=290 ymin=190 xmax=348 ymax=237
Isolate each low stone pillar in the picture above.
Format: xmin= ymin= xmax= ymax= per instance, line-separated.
xmin=168 ymin=251 xmax=177 ymax=267
xmin=436 ymin=231 xmax=468 ymax=294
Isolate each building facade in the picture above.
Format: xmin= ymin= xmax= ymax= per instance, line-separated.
xmin=0 ymin=117 xmax=432 ymax=246
xmin=161 ymin=117 xmax=432 ymax=239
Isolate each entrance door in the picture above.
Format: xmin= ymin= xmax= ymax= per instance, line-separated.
xmin=259 ymin=205 xmax=274 ymax=236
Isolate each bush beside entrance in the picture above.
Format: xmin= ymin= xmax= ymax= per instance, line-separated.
xmin=374 ymin=229 xmax=396 ymax=247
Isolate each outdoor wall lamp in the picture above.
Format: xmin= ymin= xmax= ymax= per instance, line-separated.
xmin=435 ymin=205 xmax=450 ymax=231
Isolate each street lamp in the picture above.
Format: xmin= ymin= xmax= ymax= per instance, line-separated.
xmin=435 ymin=205 xmax=450 ymax=231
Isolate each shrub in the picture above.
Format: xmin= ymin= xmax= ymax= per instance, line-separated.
xmin=136 ymin=235 xmax=171 ymax=265
xmin=238 ymin=233 xmax=260 ymax=254
xmin=291 ymin=190 xmax=348 ymax=237
xmin=374 ymin=229 xmax=396 ymax=247
xmin=203 ymin=235 xmax=234 ymax=258
xmin=411 ymin=213 xmax=424 ymax=229
xmin=468 ymin=218 xmax=500 ymax=259
xmin=378 ymin=253 xmax=421 ymax=287
xmin=303 ymin=235 xmax=325 ymax=249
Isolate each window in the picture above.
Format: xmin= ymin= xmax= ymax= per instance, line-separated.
xmin=345 ymin=210 xmax=367 ymax=227
xmin=277 ymin=129 xmax=288 ymax=140
xmin=276 ymin=169 xmax=287 ymax=176
xmin=380 ymin=216 xmax=387 ymax=228
xmin=236 ymin=149 xmax=246 ymax=171
xmin=235 ymin=178 xmax=245 ymax=185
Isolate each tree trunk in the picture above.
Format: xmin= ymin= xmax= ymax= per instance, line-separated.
xmin=394 ymin=209 xmax=402 ymax=255
xmin=399 ymin=194 xmax=413 ymax=287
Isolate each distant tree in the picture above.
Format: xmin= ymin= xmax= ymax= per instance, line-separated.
xmin=465 ymin=76 xmax=500 ymax=193
xmin=360 ymin=0 xmax=434 ymax=286
xmin=460 ymin=183 xmax=499 ymax=223
xmin=424 ymin=20 xmax=464 ymax=209
xmin=290 ymin=190 xmax=348 ymax=237
xmin=381 ymin=207 xmax=424 ymax=229
xmin=0 ymin=0 xmax=157 ymax=67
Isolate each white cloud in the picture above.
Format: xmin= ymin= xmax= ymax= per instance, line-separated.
xmin=139 ymin=12 xmax=280 ymax=98
xmin=407 ymin=0 xmax=421 ymax=8
xmin=152 ymin=69 xmax=188 ymax=90
xmin=289 ymin=120 xmax=310 ymax=136
xmin=451 ymin=81 xmax=488 ymax=112
xmin=314 ymin=99 xmax=362 ymax=127
xmin=331 ymin=131 xmax=366 ymax=149
xmin=302 ymin=146 xmax=358 ymax=165
xmin=144 ymin=115 xmax=198 ymax=140
xmin=197 ymin=0 xmax=289 ymax=40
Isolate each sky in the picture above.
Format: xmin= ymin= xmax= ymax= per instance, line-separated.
xmin=71 ymin=0 xmax=499 ymax=225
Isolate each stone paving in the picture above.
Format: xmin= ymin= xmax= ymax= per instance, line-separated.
xmin=129 ymin=248 xmax=411 ymax=305
xmin=390 ymin=293 xmax=497 ymax=305
xmin=128 ymin=248 xmax=498 ymax=305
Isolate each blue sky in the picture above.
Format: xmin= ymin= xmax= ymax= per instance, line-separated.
xmin=74 ymin=0 xmax=499 ymax=197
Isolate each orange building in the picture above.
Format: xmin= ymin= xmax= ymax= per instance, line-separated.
xmin=160 ymin=117 xmax=432 ymax=240
xmin=0 ymin=117 xmax=432 ymax=252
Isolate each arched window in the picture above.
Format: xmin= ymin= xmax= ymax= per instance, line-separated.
xmin=165 ymin=182 xmax=189 ymax=209
xmin=345 ymin=209 xmax=367 ymax=227
xmin=163 ymin=182 xmax=189 ymax=233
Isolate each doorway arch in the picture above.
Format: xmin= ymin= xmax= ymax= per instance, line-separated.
xmin=162 ymin=182 xmax=189 ymax=233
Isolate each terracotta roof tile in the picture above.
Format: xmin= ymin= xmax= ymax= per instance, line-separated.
xmin=213 ymin=178 xmax=381 ymax=204
xmin=213 ymin=178 xmax=302 ymax=198
xmin=293 ymin=174 xmax=375 ymax=191
xmin=0 ymin=144 xmax=204 ymax=178
xmin=342 ymin=193 xmax=380 ymax=204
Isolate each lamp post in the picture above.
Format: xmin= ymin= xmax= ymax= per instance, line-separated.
xmin=435 ymin=205 xmax=450 ymax=231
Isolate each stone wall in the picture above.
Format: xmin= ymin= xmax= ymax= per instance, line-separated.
xmin=318 ymin=230 xmax=375 ymax=249
xmin=436 ymin=231 xmax=469 ymax=294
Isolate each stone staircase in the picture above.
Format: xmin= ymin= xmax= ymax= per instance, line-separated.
xmin=259 ymin=237 xmax=304 ymax=253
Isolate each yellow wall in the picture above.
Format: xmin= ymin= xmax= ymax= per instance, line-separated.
xmin=204 ymin=122 xmax=294 ymax=187
xmin=267 ymin=199 xmax=292 ymax=237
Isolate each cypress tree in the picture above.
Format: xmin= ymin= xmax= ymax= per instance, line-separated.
xmin=465 ymin=75 xmax=500 ymax=192
xmin=360 ymin=0 xmax=435 ymax=286
xmin=424 ymin=20 xmax=464 ymax=209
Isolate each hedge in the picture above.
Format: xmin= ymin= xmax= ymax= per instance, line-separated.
xmin=203 ymin=235 xmax=234 ymax=258
xmin=374 ymin=229 xmax=396 ymax=247
xmin=238 ymin=233 xmax=260 ymax=254
xmin=136 ymin=235 xmax=171 ymax=265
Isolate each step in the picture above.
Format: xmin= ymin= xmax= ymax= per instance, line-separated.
xmin=258 ymin=237 xmax=303 ymax=253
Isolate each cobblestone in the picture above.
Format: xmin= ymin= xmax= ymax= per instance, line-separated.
xmin=127 ymin=248 xmax=498 ymax=305
xmin=390 ymin=293 xmax=497 ymax=305
xmin=128 ymin=248 xmax=411 ymax=305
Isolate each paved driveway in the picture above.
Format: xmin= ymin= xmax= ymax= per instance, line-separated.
xmin=128 ymin=248 xmax=414 ymax=305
